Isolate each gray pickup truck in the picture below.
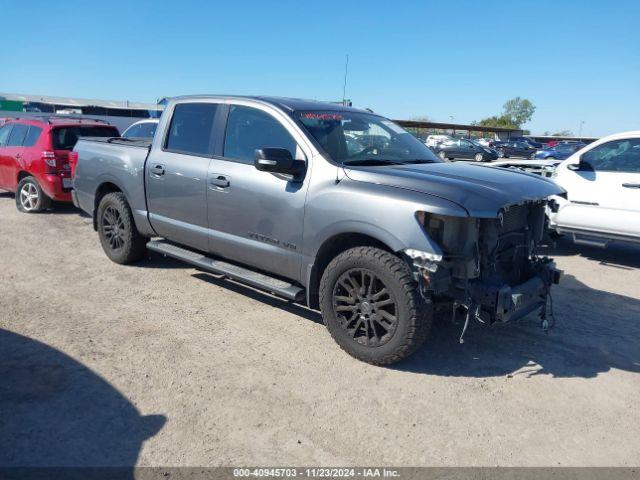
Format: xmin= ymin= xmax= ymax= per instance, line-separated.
xmin=73 ymin=96 xmax=563 ymax=365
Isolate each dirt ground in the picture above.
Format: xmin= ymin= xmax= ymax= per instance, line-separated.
xmin=1 ymin=192 xmax=639 ymax=467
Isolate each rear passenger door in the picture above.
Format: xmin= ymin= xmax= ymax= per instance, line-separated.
xmin=0 ymin=124 xmax=14 ymax=188
xmin=0 ymin=124 xmax=28 ymax=190
xmin=146 ymin=102 xmax=221 ymax=252
xmin=206 ymin=103 xmax=310 ymax=280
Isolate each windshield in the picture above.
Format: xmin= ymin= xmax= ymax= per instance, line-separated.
xmin=296 ymin=111 xmax=440 ymax=165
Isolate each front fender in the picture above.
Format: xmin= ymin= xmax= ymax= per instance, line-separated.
xmin=303 ymin=179 xmax=468 ymax=260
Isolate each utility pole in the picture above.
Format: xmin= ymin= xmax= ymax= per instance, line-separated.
xmin=578 ymin=120 xmax=585 ymax=138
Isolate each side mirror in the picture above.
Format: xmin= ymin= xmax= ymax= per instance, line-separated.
xmin=254 ymin=148 xmax=304 ymax=178
xmin=568 ymin=160 xmax=593 ymax=171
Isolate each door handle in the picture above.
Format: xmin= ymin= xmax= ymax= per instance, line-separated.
xmin=210 ymin=175 xmax=230 ymax=188
xmin=622 ymin=183 xmax=640 ymax=189
xmin=151 ymin=164 xmax=165 ymax=176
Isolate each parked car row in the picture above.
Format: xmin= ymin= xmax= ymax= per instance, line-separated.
xmin=424 ymin=135 xmax=585 ymax=162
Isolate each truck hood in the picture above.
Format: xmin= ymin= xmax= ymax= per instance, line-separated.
xmin=343 ymin=161 xmax=564 ymax=218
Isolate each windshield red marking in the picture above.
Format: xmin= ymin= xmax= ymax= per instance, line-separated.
xmin=300 ymin=113 xmax=343 ymax=121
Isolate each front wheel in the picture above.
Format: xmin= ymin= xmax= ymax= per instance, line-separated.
xmin=497 ymin=150 xmax=505 ymax=158
xmin=97 ymin=192 xmax=147 ymax=264
xmin=438 ymin=150 xmax=447 ymax=160
xmin=16 ymin=176 xmax=51 ymax=213
xmin=319 ymin=247 xmax=432 ymax=365
xmin=474 ymin=153 xmax=484 ymax=162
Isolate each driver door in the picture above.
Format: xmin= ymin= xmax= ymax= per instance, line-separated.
xmin=206 ymin=103 xmax=311 ymax=280
xmin=459 ymin=139 xmax=476 ymax=159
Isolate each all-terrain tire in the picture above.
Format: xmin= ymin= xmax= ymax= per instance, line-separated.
xmin=319 ymin=246 xmax=432 ymax=365
xmin=97 ymin=192 xmax=147 ymax=264
xmin=15 ymin=176 xmax=51 ymax=213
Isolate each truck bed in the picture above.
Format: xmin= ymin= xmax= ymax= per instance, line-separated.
xmin=73 ymin=136 xmax=153 ymax=237
xmin=80 ymin=136 xmax=153 ymax=149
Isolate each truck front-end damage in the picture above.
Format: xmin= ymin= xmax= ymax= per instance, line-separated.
xmin=406 ymin=201 xmax=561 ymax=335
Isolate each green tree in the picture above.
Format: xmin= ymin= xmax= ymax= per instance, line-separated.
xmin=502 ymin=97 xmax=536 ymax=127
xmin=474 ymin=114 xmax=518 ymax=129
xmin=473 ymin=97 xmax=536 ymax=129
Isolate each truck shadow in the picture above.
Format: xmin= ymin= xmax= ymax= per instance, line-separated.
xmin=192 ymin=272 xmax=324 ymax=325
xmin=541 ymin=237 xmax=640 ymax=269
xmin=395 ymin=273 xmax=640 ymax=378
xmin=193 ymin=267 xmax=640 ymax=379
xmin=48 ymin=202 xmax=91 ymax=217
xmin=0 ymin=329 xmax=165 ymax=470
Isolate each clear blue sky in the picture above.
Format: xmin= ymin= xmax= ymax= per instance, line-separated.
xmin=2 ymin=0 xmax=638 ymax=136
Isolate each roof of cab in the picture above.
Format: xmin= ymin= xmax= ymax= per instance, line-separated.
xmin=169 ymin=95 xmax=373 ymax=114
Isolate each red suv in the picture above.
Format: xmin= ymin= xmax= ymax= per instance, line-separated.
xmin=0 ymin=117 xmax=119 ymax=212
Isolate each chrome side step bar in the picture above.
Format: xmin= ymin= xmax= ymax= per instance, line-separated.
xmin=572 ymin=234 xmax=610 ymax=248
xmin=146 ymin=239 xmax=305 ymax=302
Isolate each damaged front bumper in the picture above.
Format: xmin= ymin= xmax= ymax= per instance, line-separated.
xmin=411 ymin=254 xmax=562 ymax=325
xmin=468 ymin=259 xmax=562 ymax=324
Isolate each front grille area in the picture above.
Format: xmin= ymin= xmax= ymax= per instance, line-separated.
xmin=500 ymin=204 xmax=530 ymax=232
xmin=479 ymin=202 xmax=546 ymax=285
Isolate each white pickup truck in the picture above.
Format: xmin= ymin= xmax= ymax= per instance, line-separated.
xmin=548 ymin=131 xmax=640 ymax=247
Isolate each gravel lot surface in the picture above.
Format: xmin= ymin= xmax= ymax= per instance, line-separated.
xmin=1 ymin=192 xmax=639 ymax=467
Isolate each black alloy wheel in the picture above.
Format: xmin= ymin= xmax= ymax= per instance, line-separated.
xmin=332 ymin=268 xmax=398 ymax=347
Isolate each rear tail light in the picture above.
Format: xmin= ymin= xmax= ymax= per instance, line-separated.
xmin=69 ymin=152 xmax=79 ymax=177
xmin=42 ymin=151 xmax=56 ymax=167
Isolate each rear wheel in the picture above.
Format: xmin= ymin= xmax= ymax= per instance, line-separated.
xmin=319 ymin=246 xmax=432 ymax=365
xmin=497 ymin=149 xmax=506 ymax=158
xmin=438 ymin=150 xmax=447 ymax=160
xmin=97 ymin=192 xmax=147 ymax=264
xmin=16 ymin=176 xmax=51 ymax=213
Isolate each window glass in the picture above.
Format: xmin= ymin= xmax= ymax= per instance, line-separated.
xmin=297 ymin=111 xmax=439 ymax=165
xmin=52 ymin=126 xmax=119 ymax=150
xmin=123 ymin=124 xmax=141 ymax=138
xmin=165 ymin=103 xmax=218 ymax=156
xmin=555 ymin=144 xmax=574 ymax=153
xmin=138 ymin=122 xmax=157 ymax=139
xmin=582 ymin=138 xmax=640 ymax=173
xmin=224 ymin=105 xmax=297 ymax=163
xmin=24 ymin=126 xmax=43 ymax=147
xmin=0 ymin=125 xmax=12 ymax=147
xmin=7 ymin=124 xmax=29 ymax=146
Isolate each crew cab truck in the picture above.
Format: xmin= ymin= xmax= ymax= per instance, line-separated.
xmin=73 ymin=96 xmax=563 ymax=365
xmin=548 ymin=130 xmax=640 ymax=247
xmin=0 ymin=117 xmax=119 ymax=212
